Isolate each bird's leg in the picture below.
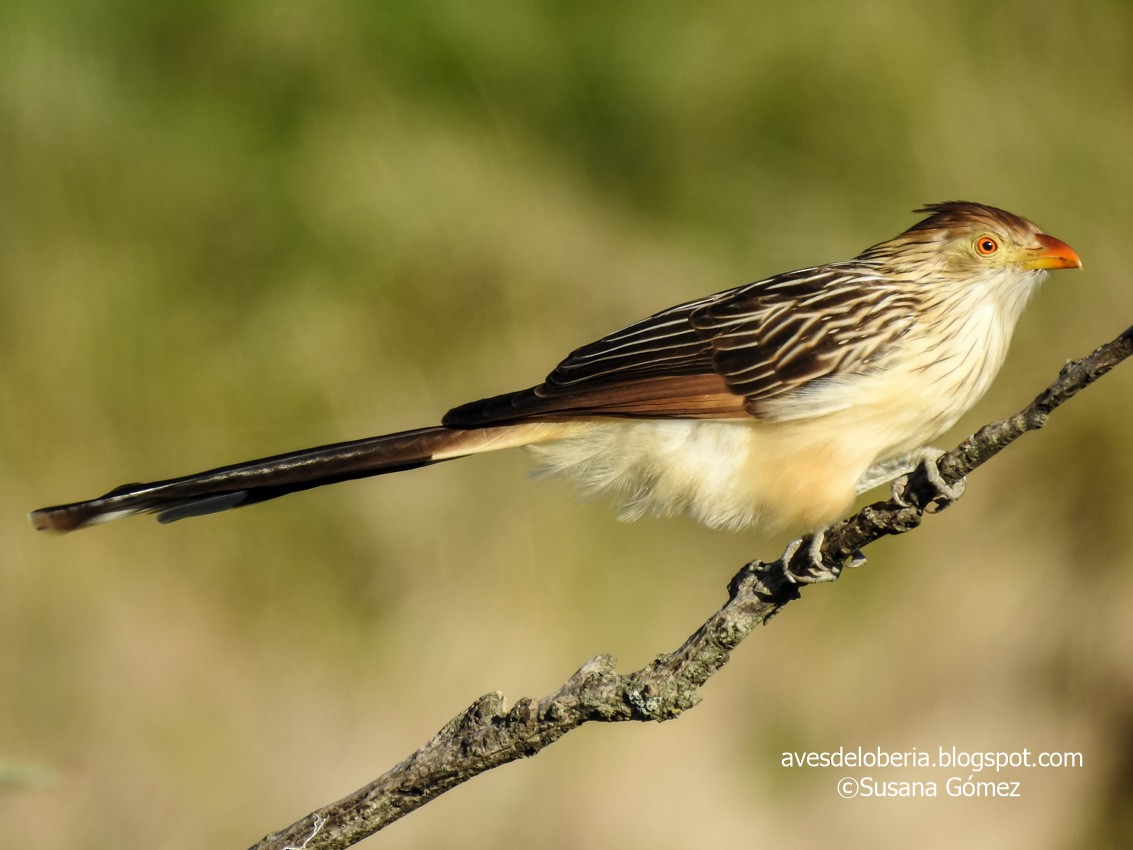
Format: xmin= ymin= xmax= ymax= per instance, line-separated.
xmin=856 ymin=455 xmax=920 ymax=494
xmin=776 ymin=449 xmax=962 ymax=587
xmin=890 ymin=447 xmax=966 ymax=511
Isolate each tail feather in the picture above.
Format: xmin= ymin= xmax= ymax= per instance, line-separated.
xmin=30 ymin=424 xmax=551 ymax=532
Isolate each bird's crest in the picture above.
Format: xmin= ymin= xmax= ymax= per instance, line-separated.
xmin=908 ymin=201 xmax=1036 ymax=236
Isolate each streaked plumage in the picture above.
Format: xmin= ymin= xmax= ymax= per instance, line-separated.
xmin=31 ymin=202 xmax=1081 ymax=534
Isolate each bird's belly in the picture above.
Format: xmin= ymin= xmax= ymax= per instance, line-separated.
xmin=527 ymin=418 xmax=877 ymax=533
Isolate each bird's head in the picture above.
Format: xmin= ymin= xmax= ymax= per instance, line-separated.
xmin=858 ymin=201 xmax=1082 ymax=283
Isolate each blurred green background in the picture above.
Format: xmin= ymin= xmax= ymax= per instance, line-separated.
xmin=4 ymin=1 xmax=1133 ymax=848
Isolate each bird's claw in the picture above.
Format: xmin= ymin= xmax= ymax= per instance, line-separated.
xmin=891 ymin=448 xmax=965 ymax=512
xmin=779 ymin=530 xmax=861 ymax=584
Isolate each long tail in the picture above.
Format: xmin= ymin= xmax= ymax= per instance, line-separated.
xmin=30 ymin=423 xmax=555 ymax=533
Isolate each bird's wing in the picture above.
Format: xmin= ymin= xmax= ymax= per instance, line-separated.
xmin=694 ymin=265 xmax=920 ymax=417
xmin=444 ymin=265 xmax=919 ymax=426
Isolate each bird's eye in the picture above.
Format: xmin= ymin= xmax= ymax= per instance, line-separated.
xmin=976 ymin=236 xmax=999 ymax=256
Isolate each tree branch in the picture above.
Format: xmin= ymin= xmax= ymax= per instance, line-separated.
xmin=248 ymin=324 xmax=1133 ymax=850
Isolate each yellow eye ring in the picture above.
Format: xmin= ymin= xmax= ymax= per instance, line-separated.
xmin=976 ymin=236 xmax=999 ymax=256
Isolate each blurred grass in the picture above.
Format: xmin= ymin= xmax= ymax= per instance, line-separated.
xmin=3 ymin=2 xmax=1133 ymax=848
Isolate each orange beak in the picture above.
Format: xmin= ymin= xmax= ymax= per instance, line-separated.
xmin=1021 ymin=233 xmax=1082 ymax=270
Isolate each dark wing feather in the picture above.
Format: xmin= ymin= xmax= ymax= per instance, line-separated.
xmin=444 ymin=288 xmax=740 ymax=425
xmin=542 ymin=295 xmax=724 ymax=385
xmin=445 ymin=263 xmax=919 ymax=427
xmin=692 ymin=265 xmax=921 ymax=415
xmin=444 ymin=373 xmax=741 ymax=424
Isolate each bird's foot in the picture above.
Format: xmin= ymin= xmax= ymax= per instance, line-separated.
xmin=779 ymin=530 xmax=863 ymax=584
xmin=891 ymin=448 xmax=966 ymax=512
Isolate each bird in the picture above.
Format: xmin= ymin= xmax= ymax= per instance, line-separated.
xmin=30 ymin=201 xmax=1081 ymax=578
